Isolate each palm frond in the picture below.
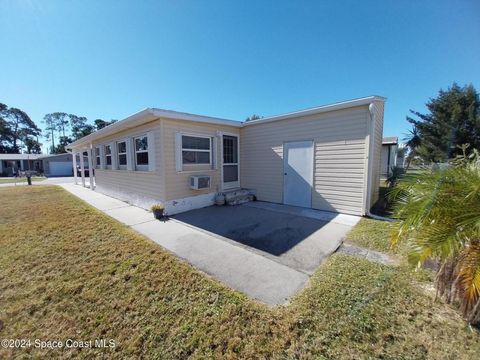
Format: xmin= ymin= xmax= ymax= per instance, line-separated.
xmin=457 ymin=243 xmax=480 ymax=315
xmin=390 ymin=148 xmax=480 ymax=324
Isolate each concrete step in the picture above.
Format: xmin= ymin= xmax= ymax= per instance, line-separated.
xmin=221 ymin=189 xmax=256 ymax=206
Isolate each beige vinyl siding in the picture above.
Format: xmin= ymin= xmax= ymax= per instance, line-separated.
xmin=241 ymin=106 xmax=369 ymax=215
xmin=369 ymin=100 xmax=384 ymax=207
xmin=90 ymin=119 xmax=164 ymax=208
xmin=161 ymin=119 xmax=240 ymax=201
xmin=94 ymin=170 xmax=162 ymax=206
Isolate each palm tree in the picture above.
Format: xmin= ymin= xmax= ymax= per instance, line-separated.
xmin=403 ymin=125 xmax=422 ymax=170
xmin=389 ymin=146 xmax=480 ymax=325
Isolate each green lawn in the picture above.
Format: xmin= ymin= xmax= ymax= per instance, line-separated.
xmin=0 ymin=176 xmax=46 ymax=184
xmin=0 ymin=186 xmax=478 ymax=359
xmin=345 ymin=218 xmax=394 ymax=253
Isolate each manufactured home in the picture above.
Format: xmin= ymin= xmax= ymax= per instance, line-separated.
xmin=380 ymin=136 xmax=399 ymax=178
xmin=0 ymin=153 xmax=76 ymax=177
xmin=67 ymin=96 xmax=385 ymax=216
xmin=0 ymin=154 xmax=43 ymax=176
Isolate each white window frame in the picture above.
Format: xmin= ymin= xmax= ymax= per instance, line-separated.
xmin=134 ymin=135 xmax=149 ymax=171
xmin=105 ymin=144 xmax=112 ymax=169
xmin=117 ymin=140 xmax=127 ymax=170
xmin=95 ymin=147 xmax=101 ymax=168
xmin=181 ymin=134 xmax=212 ymax=166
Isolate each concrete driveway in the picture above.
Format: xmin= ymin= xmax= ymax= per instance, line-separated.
xmin=173 ymin=201 xmax=359 ymax=274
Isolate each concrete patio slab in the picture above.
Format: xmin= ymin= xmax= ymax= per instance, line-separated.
xmin=245 ymin=201 xmax=361 ymax=227
xmin=174 ymin=205 xmax=353 ymax=274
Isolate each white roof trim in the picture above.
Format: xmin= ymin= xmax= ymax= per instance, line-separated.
xmin=67 ymin=95 xmax=386 ymax=149
xmin=67 ymin=108 xmax=241 ymax=149
xmin=151 ymin=108 xmax=241 ymax=128
xmin=67 ymin=109 xmax=156 ymax=149
xmin=242 ymin=96 xmax=386 ymax=126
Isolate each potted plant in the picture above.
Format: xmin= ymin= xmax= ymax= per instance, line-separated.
xmin=151 ymin=204 xmax=165 ymax=220
xmin=215 ymin=193 xmax=225 ymax=206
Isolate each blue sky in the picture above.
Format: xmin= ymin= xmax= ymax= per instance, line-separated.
xmin=1 ymin=0 xmax=479 ymax=146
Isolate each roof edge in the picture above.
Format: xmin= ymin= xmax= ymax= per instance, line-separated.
xmin=151 ymin=108 xmax=242 ymax=128
xmin=67 ymin=95 xmax=386 ymax=149
xmin=242 ymin=95 xmax=386 ymax=126
xmin=67 ymin=108 xmax=156 ymax=149
xmin=67 ymin=108 xmax=242 ymax=149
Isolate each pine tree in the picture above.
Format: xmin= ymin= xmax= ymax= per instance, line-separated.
xmin=407 ymin=83 xmax=480 ymax=162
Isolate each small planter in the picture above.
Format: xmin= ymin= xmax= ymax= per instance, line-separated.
xmin=153 ymin=209 xmax=164 ymax=220
xmin=215 ymin=193 xmax=225 ymax=206
xmin=151 ymin=204 xmax=165 ymax=220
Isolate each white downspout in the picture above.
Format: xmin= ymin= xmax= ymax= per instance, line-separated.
xmin=366 ymin=102 xmax=393 ymax=222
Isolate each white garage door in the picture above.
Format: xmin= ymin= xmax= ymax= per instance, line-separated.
xmin=49 ymin=161 xmax=73 ymax=176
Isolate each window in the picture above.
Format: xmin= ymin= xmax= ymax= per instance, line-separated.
xmin=181 ymin=135 xmax=211 ymax=165
xmin=95 ymin=147 xmax=100 ymax=167
xmin=117 ymin=141 xmax=127 ymax=168
xmin=105 ymin=145 xmax=112 ymax=166
xmin=135 ymin=135 xmax=149 ymax=169
xmin=222 ymin=135 xmax=238 ymax=164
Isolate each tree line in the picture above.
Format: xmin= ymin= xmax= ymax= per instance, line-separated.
xmin=0 ymin=103 xmax=116 ymax=154
xmin=43 ymin=113 xmax=116 ymax=154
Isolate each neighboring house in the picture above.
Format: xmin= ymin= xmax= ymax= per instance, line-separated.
xmin=67 ymin=96 xmax=385 ymax=216
xmin=396 ymin=143 xmax=406 ymax=169
xmin=0 ymin=154 xmax=43 ymax=176
xmin=0 ymin=153 xmax=78 ymax=177
xmin=380 ymin=136 xmax=398 ymax=177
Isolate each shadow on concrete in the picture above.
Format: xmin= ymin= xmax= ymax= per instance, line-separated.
xmin=173 ymin=205 xmax=328 ymax=256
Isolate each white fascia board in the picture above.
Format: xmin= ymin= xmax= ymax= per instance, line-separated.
xmin=242 ymin=96 xmax=387 ymax=126
xmin=67 ymin=109 xmax=158 ymax=150
xmin=67 ymin=108 xmax=241 ymax=151
xmin=152 ymin=109 xmax=242 ymax=128
xmin=66 ymin=95 xmax=386 ymax=149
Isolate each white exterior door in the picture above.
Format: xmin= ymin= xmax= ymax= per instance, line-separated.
xmin=222 ymin=134 xmax=240 ymax=190
xmin=283 ymin=141 xmax=314 ymax=208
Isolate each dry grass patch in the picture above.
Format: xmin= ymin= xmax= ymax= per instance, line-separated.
xmin=0 ymin=186 xmax=478 ymax=359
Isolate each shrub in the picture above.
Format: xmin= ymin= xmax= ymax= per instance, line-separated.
xmin=151 ymin=204 xmax=164 ymax=212
xmin=389 ymin=146 xmax=480 ymax=325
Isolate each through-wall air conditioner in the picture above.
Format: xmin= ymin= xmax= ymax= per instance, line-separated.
xmin=190 ymin=175 xmax=210 ymax=190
